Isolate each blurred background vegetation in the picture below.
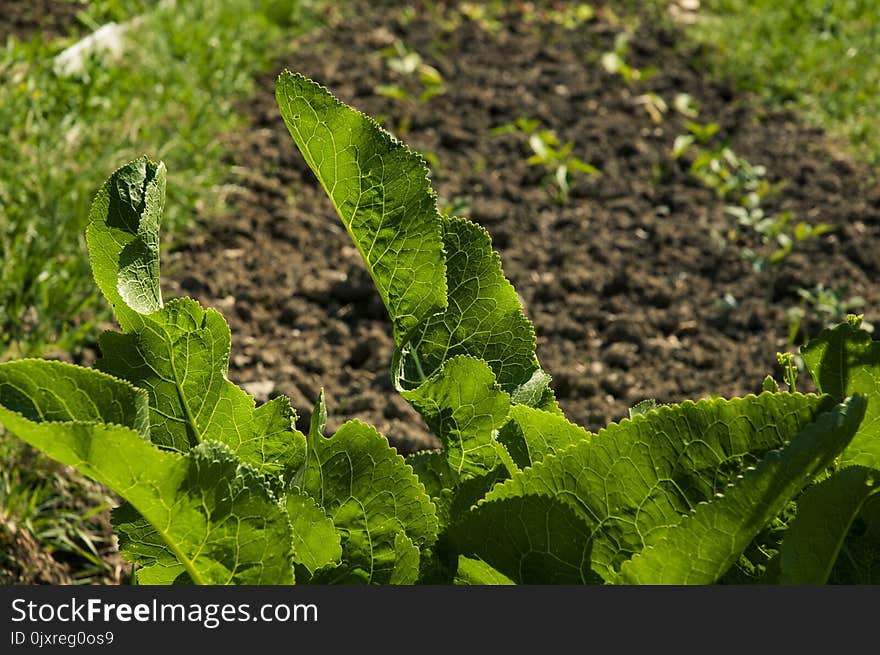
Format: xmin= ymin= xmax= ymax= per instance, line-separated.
xmin=682 ymin=0 xmax=880 ymax=168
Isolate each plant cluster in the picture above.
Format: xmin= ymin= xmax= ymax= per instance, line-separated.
xmin=1 ymin=73 xmax=878 ymax=585
xmin=491 ymin=117 xmax=600 ymax=204
xmin=670 ymin=116 xmax=860 ymax=341
xmin=673 ymin=120 xmax=835 ymax=271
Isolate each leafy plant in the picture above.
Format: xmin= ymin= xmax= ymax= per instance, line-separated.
xmin=601 ymin=32 xmax=657 ymax=85
xmin=1 ymin=72 xmax=878 ymax=585
xmin=786 ymin=283 xmax=872 ymax=345
xmin=491 ymin=117 xmax=600 ymax=204
xmin=635 ymin=92 xmax=668 ymax=124
xmin=374 ymin=40 xmax=445 ymax=137
xmin=0 ymin=0 xmax=324 ymax=362
xmin=671 ymin=120 xmax=719 ymax=157
xmin=673 ymin=121 xmax=834 ymax=272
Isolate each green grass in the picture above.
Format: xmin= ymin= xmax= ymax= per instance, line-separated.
xmin=674 ymin=0 xmax=880 ymax=169
xmin=0 ymin=436 xmax=122 ymax=584
xmin=0 ymin=0 xmax=325 ymax=361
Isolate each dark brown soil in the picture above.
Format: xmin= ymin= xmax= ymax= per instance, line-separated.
xmin=0 ymin=0 xmax=86 ymax=42
xmin=163 ymin=0 xmax=880 ymax=453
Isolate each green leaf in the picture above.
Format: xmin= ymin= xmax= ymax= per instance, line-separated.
xmin=0 ymin=359 xmax=149 ymax=436
xmin=297 ymin=419 xmax=439 ymax=584
xmin=498 ymin=404 xmax=591 ymax=468
xmin=115 ymin=440 xmax=294 ymax=585
xmin=397 ymin=217 xmax=554 ymax=405
xmin=618 ymin=396 xmax=866 ymax=584
xmin=802 ymin=322 xmax=880 ymax=467
xmin=389 ymin=532 xmax=421 ymax=584
xmin=780 ymin=465 xmax=880 ymax=584
xmin=482 ymin=392 xmax=838 ymax=581
xmin=454 ymin=556 xmax=516 ymax=585
xmin=111 ymin=503 xmax=186 ymax=585
xmin=276 ymin=71 xmax=447 ymax=343
xmin=402 ymin=356 xmax=515 ymax=479
xmin=285 ymin=488 xmax=342 ymax=576
xmin=628 ymin=399 xmax=658 ymax=418
xmin=0 ymin=361 xmax=293 ymax=584
xmin=277 ymin=70 xmax=556 ymax=416
xmin=95 ymin=297 xmax=306 ymax=477
xmin=454 ymin=493 xmax=601 ymax=584
xmin=825 ymin=491 xmax=880 ymax=584
xmin=406 ymin=450 xmax=509 ymax=532
xmin=85 ymin=156 xmax=165 ymax=330
xmin=762 ymin=375 xmax=780 ymax=393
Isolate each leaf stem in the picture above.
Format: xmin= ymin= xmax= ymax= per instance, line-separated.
xmin=410 ymin=348 xmax=428 ymax=384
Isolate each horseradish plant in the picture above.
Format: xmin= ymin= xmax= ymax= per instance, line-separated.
xmin=1 ymin=72 xmax=878 ymax=585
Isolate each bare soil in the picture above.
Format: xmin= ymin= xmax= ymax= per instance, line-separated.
xmin=0 ymin=0 xmax=86 ymax=42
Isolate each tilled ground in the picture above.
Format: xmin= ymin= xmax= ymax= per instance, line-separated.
xmin=163 ymin=1 xmax=880 ymax=453
xmin=0 ymin=0 xmax=86 ymax=41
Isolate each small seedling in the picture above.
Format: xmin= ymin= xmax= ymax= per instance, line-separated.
xmin=635 ymin=92 xmax=668 ymax=124
xmin=786 ymin=283 xmax=872 ymax=344
xmin=673 ymin=93 xmax=700 ymax=118
xmin=491 ymin=117 xmax=600 ymax=204
xmin=374 ymin=40 xmax=445 ymax=136
xmin=601 ymin=32 xmax=657 ymax=84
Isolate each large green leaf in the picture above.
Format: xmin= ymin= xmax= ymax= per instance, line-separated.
xmin=0 ymin=359 xmax=149 ymax=436
xmin=296 ymin=418 xmax=439 ymax=584
xmin=389 ymin=532 xmax=421 ymax=585
xmin=618 ymin=396 xmax=866 ymax=584
xmin=85 ymin=156 xmax=165 ymax=330
xmin=276 ymin=71 xmax=447 ymax=344
xmin=479 ymin=392 xmax=838 ymax=581
xmin=0 ymin=360 xmax=293 ymax=584
xmin=87 ymin=156 xmax=307 ymax=479
xmin=285 ymin=488 xmax=343 ymax=576
xmin=276 ymin=70 xmax=556 ymax=428
xmin=779 ymin=465 xmax=880 ymax=584
xmin=499 ymin=404 xmax=592 ymax=468
xmin=402 ymin=356 xmax=515 ymax=479
xmin=397 ymin=216 xmax=553 ymax=403
xmin=825 ymin=491 xmax=880 ymax=584
xmin=454 ymin=493 xmax=600 ymax=584
xmin=802 ymin=321 xmax=880 ymax=467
